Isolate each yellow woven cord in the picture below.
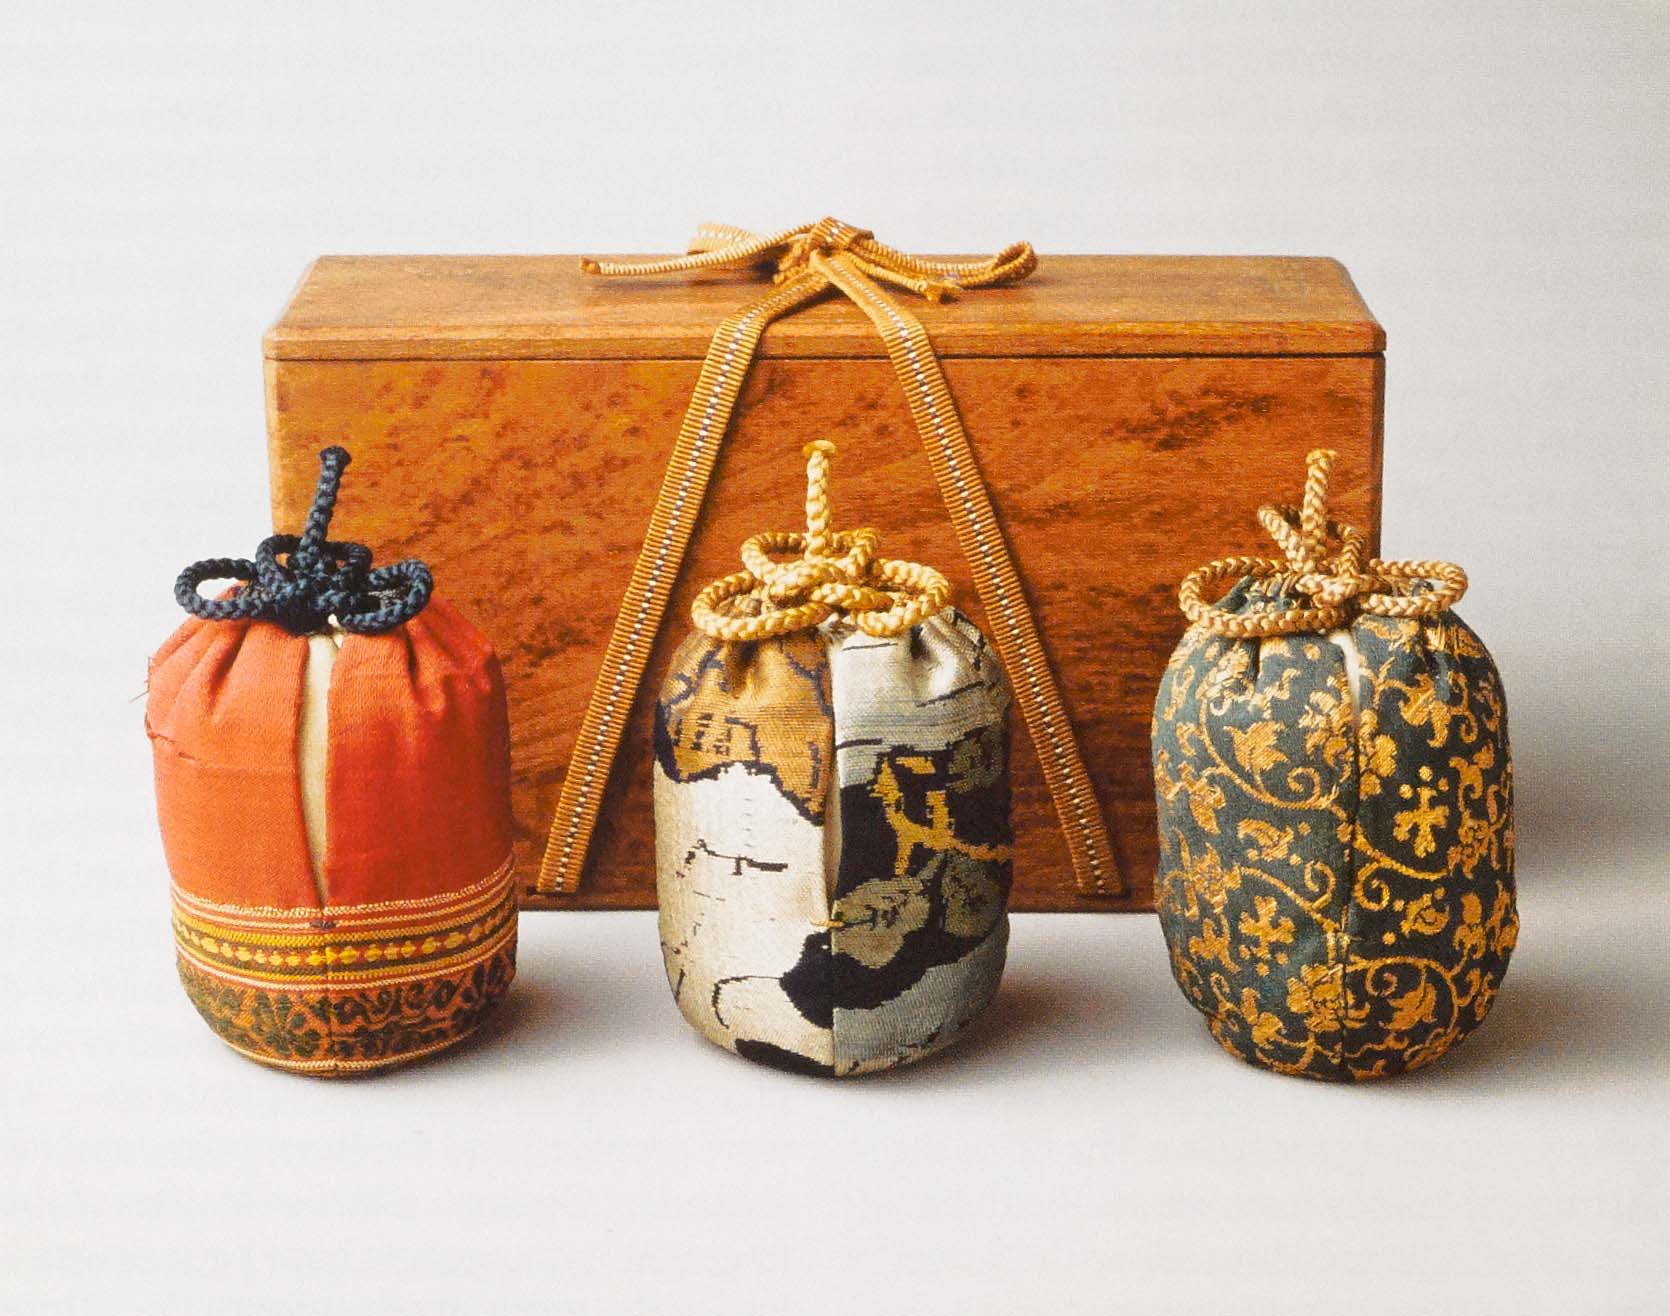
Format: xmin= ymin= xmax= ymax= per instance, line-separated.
xmin=691 ymin=441 xmax=951 ymax=641
xmin=537 ymin=218 xmax=1124 ymax=897
xmin=1177 ymin=448 xmax=1469 ymax=638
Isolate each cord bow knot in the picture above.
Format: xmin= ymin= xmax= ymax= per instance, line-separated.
xmin=1179 ymin=448 xmax=1468 ymax=638
xmin=175 ymin=447 xmax=432 ymax=635
xmin=692 ymin=440 xmax=950 ymax=640
xmin=586 ymin=217 xmax=1036 ymax=305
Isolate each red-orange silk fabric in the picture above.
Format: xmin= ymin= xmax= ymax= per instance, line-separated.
xmin=147 ymin=596 xmax=512 ymax=909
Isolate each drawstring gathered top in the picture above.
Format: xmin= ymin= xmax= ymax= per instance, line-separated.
xmin=1178 ymin=448 xmax=1468 ymax=638
xmin=691 ymin=440 xmax=950 ymax=641
xmin=174 ymin=446 xmax=431 ymax=636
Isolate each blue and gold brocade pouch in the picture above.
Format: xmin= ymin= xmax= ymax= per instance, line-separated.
xmin=1152 ymin=449 xmax=1516 ymax=1080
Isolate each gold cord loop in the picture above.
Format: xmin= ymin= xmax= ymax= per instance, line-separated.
xmin=581 ymin=217 xmax=1039 ymax=303
xmin=1178 ymin=448 xmax=1469 ymax=638
xmin=692 ymin=442 xmax=951 ymax=642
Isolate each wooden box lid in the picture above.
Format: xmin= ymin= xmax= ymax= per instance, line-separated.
xmin=264 ymin=255 xmax=1383 ymax=361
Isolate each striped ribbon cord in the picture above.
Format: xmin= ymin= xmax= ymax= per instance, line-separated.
xmin=537 ymin=219 xmax=1123 ymax=898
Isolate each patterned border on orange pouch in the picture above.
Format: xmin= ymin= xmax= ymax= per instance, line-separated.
xmin=173 ymin=854 xmax=518 ymax=1075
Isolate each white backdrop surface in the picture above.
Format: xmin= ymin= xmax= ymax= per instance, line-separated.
xmin=2 ymin=3 xmax=1666 ymax=1313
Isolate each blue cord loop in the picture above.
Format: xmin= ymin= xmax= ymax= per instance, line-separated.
xmin=174 ymin=447 xmax=432 ymax=635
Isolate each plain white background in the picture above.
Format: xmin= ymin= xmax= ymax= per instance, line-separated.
xmin=3 ymin=3 xmax=1666 ymax=1312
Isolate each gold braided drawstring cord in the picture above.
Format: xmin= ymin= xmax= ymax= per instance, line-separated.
xmin=1178 ymin=448 xmax=1468 ymax=638
xmin=537 ymin=219 xmax=1123 ymax=897
xmin=692 ymin=441 xmax=950 ymax=641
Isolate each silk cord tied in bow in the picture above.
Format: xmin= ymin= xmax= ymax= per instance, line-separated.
xmin=175 ymin=446 xmax=432 ymax=635
xmin=1178 ymin=447 xmax=1468 ymax=637
xmin=537 ymin=219 xmax=1124 ymax=898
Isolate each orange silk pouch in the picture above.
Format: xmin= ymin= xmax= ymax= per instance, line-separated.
xmin=148 ymin=448 xmax=517 ymax=1075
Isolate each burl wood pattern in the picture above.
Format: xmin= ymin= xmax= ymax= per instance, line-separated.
xmin=267 ymin=353 xmax=1383 ymax=911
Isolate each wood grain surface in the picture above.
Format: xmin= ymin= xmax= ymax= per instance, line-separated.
xmin=267 ymin=342 xmax=1384 ymax=911
xmin=265 ymin=254 xmax=1384 ymax=360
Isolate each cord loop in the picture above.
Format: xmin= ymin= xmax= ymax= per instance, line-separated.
xmin=691 ymin=441 xmax=951 ymax=641
xmin=174 ymin=447 xmax=432 ymax=635
xmin=1178 ymin=448 xmax=1468 ymax=638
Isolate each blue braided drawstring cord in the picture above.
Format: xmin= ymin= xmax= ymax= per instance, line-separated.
xmin=174 ymin=447 xmax=432 ymax=635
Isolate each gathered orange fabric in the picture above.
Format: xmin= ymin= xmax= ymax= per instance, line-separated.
xmin=148 ymin=616 xmax=315 ymax=910
xmin=148 ymin=598 xmax=512 ymax=909
xmin=321 ymin=600 xmax=512 ymax=905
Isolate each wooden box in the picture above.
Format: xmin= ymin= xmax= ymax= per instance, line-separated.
xmin=265 ymin=253 xmax=1383 ymax=911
